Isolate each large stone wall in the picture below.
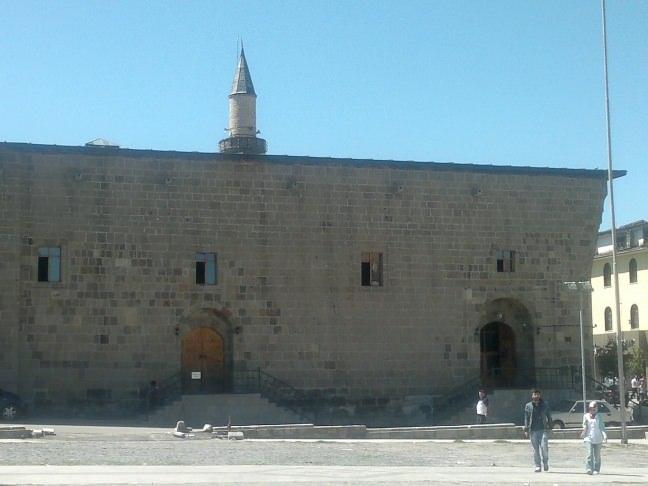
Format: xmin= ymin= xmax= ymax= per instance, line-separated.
xmin=0 ymin=143 xmax=609 ymax=409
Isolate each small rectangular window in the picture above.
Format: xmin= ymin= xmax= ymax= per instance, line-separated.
xmin=496 ymin=250 xmax=515 ymax=273
xmin=196 ymin=252 xmax=217 ymax=285
xmin=37 ymin=247 xmax=61 ymax=282
xmin=361 ymin=252 xmax=383 ymax=286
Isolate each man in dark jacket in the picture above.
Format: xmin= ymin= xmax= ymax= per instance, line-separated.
xmin=523 ymin=389 xmax=552 ymax=472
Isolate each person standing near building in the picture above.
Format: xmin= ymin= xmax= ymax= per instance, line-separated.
xmin=581 ymin=400 xmax=607 ymax=475
xmin=523 ymin=389 xmax=552 ymax=472
xmin=476 ymin=389 xmax=489 ymax=424
xmin=631 ymin=375 xmax=639 ymax=400
xmin=640 ymin=376 xmax=647 ymax=401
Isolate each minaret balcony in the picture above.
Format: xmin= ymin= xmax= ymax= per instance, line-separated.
xmin=218 ymin=136 xmax=267 ymax=155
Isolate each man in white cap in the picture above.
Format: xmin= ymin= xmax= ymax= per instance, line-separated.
xmin=581 ymin=400 xmax=607 ymax=475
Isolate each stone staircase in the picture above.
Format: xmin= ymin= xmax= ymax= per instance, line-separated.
xmin=145 ymin=393 xmax=306 ymax=428
xmin=444 ymin=388 xmax=576 ymax=426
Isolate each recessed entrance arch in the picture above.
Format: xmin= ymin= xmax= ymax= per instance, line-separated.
xmin=479 ymin=298 xmax=535 ymax=388
xmin=480 ymin=321 xmax=516 ymax=387
xmin=181 ymin=327 xmax=226 ymax=393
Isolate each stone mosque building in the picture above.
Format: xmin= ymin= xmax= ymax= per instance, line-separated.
xmin=0 ymin=49 xmax=620 ymax=422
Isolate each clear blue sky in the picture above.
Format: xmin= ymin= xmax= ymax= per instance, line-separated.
xmin=1 ymin=1 xmax=646 ymax=230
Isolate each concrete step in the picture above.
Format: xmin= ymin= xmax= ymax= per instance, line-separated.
xmin=145 ymin=393 xmax=306 ymax=428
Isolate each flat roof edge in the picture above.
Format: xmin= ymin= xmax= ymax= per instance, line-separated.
xmin=0 ymin=142 xmax=625 ymax=179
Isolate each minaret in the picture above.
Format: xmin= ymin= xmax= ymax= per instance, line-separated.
xmin=219 ymin=46 xmax=267 ymax=155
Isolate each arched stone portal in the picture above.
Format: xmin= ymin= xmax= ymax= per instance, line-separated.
xmin=181 ymin=327 xmax=226 ymax=393
xmin=480 ymin=322 xmax=516 ymax=387
xmin=177 ymin=308 xmax=234 ymax=393
xmin=479 ymin=298 xmax=535 ymax=388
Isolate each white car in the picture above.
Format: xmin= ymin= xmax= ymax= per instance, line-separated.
xmin=550 ymin=399 xmax=627 ymax=429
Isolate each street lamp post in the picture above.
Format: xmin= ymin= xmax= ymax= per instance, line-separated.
xmin=563 ymin=281 xmax=592 ymax=414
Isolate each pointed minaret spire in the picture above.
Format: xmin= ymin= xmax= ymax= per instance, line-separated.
xmin=219 ymin=45 xmax=267 ymax=155
xmin=231 ymin=46 xmax=256 ymax=96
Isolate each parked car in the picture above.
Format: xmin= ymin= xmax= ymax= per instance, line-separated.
xmin=550 ymin=399 xmax=627 ymax=429
xmin=0 ymin=389 xmax=26 ymax=421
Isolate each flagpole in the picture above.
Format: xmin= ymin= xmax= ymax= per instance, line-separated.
xmin=600 ymin=0 xmax=627 ymax=444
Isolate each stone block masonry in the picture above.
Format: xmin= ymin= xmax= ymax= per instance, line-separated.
xmin=0 ymin=142 xmax=615 ymax=417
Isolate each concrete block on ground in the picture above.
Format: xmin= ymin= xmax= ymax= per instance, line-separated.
xmin=309 ymin=425 xmax=367 ymax=439
xmin=367 ymin=423 xmax=520 ymax=440
xmin=0 ymin=426 xmax=33 ymax=439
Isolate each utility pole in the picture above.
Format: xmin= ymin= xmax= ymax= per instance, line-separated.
xmin=600 ymin=0 xmax=627 ymax=444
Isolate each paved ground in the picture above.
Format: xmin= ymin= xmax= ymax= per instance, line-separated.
xmin=1 ymin=424 xmax=648 ymax=484
xmin=2 ymin=465 xmax=648 ymax=485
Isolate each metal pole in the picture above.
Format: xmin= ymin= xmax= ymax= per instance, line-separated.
xmin=601 ymin=0 xmax=628 ymax=443
xmin=579 ymin=291 xmax=588 ymax=414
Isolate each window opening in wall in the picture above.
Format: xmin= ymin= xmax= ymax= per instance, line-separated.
xmin=196 ymin=253 xmax=217 ymax=285
xmin=603 ymin=263 xmax=612 ymax=288
xmin=629 ymin=258 xmax=638 ymax=284
xmin=604 ymin=307 xmax=612 ymax=331
xmin=361 ymin=252 xmax=383 ymax=286
xmin=630 ymin=304 xmax=639 ymax=329
xmin=37 ymin=247 xmax=60 ymax=282
xmin=496 ymin=250 xmax=515 ymax=273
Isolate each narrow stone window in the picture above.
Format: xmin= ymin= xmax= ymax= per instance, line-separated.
xmin=629 ymin=258 xmax=638 ymax=284
xmin=37 ymin=247 xmax=61 ymax=282
xmin=196 ymin=253 xmax=217 ymax=285
xmin=496 ymin=250 xmax=515 ymax=273
xmin=95 ymin=334 xmax=109 ymax=344
xmin=361 ymin=252 xmax=383 ymax=286
xmin=603 ymin=263 xmax=611 ymax=288
xmin=604 ymin=307 xmax=612 ymax=331
xmin=630 ymin=304 xmax=639 ymax=329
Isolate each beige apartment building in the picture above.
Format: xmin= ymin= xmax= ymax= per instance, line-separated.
xmin=591 ymin=221 xmax=648 ymax=352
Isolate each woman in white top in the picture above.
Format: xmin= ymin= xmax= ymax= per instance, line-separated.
xmin=581 ymin=401 xmax=607 ymax=475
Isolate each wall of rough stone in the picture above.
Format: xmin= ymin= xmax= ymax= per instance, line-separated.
xmin=0 ymin=143 xmax=607 ymax=408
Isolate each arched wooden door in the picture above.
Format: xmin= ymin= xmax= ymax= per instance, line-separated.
xmin=480 ymin=321 xmax=516 ymax=387
xmin=181 ymin=327 xmax=225 ymax=393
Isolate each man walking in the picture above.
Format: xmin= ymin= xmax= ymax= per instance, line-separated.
xmin=523 ymin=389 xmax=552 ymax=472
xmin=581 ymin=400 xmax=607 ymax=475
